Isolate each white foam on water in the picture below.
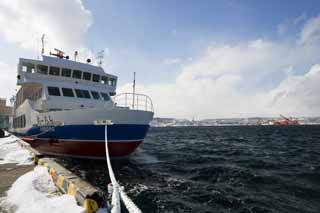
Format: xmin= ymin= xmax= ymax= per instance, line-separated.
xmin=0 ymin=136 xmax=33 ymax=165
xmin=0 ymin=166 xmax=84 ymax=213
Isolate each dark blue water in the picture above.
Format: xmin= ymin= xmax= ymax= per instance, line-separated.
xmin=56 ymin=126 xmax=320 ymax=212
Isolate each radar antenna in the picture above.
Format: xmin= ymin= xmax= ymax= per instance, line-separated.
xmin=96 ymin=50 xmax=105 ymax=67
xmin=50 ymin=48 xmax=68 ymax=59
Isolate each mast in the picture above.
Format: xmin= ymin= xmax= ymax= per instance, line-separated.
xmin=41 ymin=34 xmax=45 ymax=55
xmin=132 ymin=72 xmax=136 ymax=109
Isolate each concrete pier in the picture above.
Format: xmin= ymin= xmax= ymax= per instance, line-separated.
xmin=0 ymin=133 xmax=109 ymax=213
xmin=0 ymin=164 xmax=34 ymax=197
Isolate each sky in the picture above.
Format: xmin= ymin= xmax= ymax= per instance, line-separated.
xmin=0 ymin=0 xmax=320 ymax=119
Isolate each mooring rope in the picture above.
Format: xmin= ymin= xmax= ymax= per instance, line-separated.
xmin=105 ymin=125 xmax=142 ymax=213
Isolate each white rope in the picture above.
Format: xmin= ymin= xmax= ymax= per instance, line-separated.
xmin=105 ymin=125 xmax=121 ymax=213
xmin=105 ymin=125 xmax=142 ymax=213
xmin=119 ymin=187 xmax=142 ymax=213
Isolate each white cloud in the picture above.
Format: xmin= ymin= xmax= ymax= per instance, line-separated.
xmin=293 ymin=13 xmax=307 ymax=25
xmin=0 ymin=0 xmax=92 ymax=53
xmin=277 ymin=20 xmax=290 ymax=35
xmin=267 ymin=64 xmax=320 ymax=116
xmin=163 ymin=58 xmax=181 ymax=65
xmin=119 ymin=15 xmax=320 ymax=119
xmin=0 ymin=62 xmax=17 ymax=102
xmin=0 ymin=0 xmax=94 ymax=103
xmin=299 ymin=15 xmax=320 ymax=45
xmin=0 ymin=2 xmax=320 ymax=119
xmin=278 ymin=13 xmax=307 ymax=36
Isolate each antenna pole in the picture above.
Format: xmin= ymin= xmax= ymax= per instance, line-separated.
xmin=96 ymin=50 xmax=105 ymax=67
xmin=41 ymin=34 xmax=45 ymax=55
xmin=74 ymin=51 xmax=78 ymax=61
xmin=132 ymin=72 xmax=136 ymax=109
xmin=36 ymin=35 xmax=39 ymax=60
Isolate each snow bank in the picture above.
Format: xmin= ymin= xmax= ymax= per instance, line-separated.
xmin=0 ymin=136 xmax=33 ymax=165
xmin=1 ymin=166 xmax=84 ymax=213
xmin=0 ymin=149 xmax=33 ymax=165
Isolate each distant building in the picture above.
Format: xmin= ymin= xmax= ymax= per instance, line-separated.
xmin=0 ymin=98 xmax=13 ymax=129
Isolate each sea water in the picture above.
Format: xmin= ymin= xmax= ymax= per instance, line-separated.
xmin=56 ymin=126 xmax=320 ymax=212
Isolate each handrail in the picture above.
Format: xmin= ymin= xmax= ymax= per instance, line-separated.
xmin=113 ymin=93 xmax=154 ymax=112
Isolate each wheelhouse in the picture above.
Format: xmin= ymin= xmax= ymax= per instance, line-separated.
xmin=15 ymin=55 xmax=117 ymax=112
xmin=18 ymin=56 xmax=117 ymax=88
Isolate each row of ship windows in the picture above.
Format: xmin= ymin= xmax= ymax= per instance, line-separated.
xmin=47 ymin=87 xmax=111 ymax=101
xmin=21 ymin=62 xmax=116 ymax=86
xmin=13 ymin=115 xmax=26 ymax=128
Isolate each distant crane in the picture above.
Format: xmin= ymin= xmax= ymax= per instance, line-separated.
xmin=274 ymin=114 xmax=299 ymax=125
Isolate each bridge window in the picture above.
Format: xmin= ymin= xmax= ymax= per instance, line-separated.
xmin=37 ymin=65 xmax=48 ymax=75
xmin=83 ymin=72 xmax=92 ymax=81
xmin=92 ymin=74 xmax=100 ymax=82
xmin=13 ymin=115 xmax=26 ymax=128
xmin=47 ymin=87 xmax=61 ymax=96
xmin=72 ymin=70 xmax=82 ymax=79
xmin=61 ymin=68 xmax=72 ymax=77
xmin=22 ymin=62 xmax=35 ymax=73
xmin=62 ymin=88 xmax=74 ymax=97
xmin=109 ymin=78 xmax=116 ymax=86
xmin=101 ymin=92 xmax=110 ymax=101
xmin=91 ymin=91 xmax=100 ymax=99
xmin=101 ymin=76 xmax=108 ymax=84
xmin=75 ymin=89 xmax=91 ymax=99
xmin=49 ymin=66 xmax=60 ymax=76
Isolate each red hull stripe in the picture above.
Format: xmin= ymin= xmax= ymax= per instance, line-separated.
xmin=21 ymin=137 xmax=143 ymax=143
xmin=22 ymin=138 xmax=143 ymax=158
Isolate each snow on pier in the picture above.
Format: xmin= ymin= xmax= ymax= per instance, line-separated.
xmin=0 ymin=134 xmax=86 ymax=213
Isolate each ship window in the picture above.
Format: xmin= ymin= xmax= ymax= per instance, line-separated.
xmin=72 ymin=70 xmax=82 ymax=79
xmin=91 ymin=91 xmax=100 ymax=99
xmin=92 ymin=74 xmax=100 ymax=82
xmin=47 ymin=87 xmax=61 ymax=96
xmin=75 ymin=89 xmax=91 ymax=99
xmin=82 ymin=90 xmax=91 ymax=98
xmin=37 ymin=65 xmax=48 ymax=75
xmin=101 ymin=92 xmax=110 ymax=101
xmin=62 ymin=88 xmax=74 ymax=97
xmin=61 ymin=68 xmax=72 ymax=77
xmin=14 ymin=115 xmax=26 ymax=128
xmin=22 ymin=115 xmax=26 ymax=127
xmin=83 ymin=72 xmax=91 ymax=81
xmin=49 ymin=66 xmax=60 ymax=76
xmin=22 ymin=62 xmax=35 ymax=73
xmin=109 ymin=78 xmax=116 ymax=86
xmin=101 ymin=76 xmax=109 ymax=84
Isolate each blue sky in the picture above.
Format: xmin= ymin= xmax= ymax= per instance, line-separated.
xmin=80 ymin=0 xmax=320 ymax=84
xmin=0 ymin=0 xmax=320 ymax=118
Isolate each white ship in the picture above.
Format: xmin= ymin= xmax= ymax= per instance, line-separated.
xmin=9 ymin=49 xmax=154 ymax=158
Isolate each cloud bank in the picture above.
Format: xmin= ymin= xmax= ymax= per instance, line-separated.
xmin=0 ymin=1 xmax=320 ymax=119
xmin=120 ymin=15 xmax=320 ymax=119
xmin=0 ymin=0 xmax=92 ymax=52
xmin=0 ymin=0 xmax=93 ymax=101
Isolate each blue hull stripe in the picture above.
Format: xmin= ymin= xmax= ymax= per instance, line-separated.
xmin=24 ymin=124 xmax=150 ymax=141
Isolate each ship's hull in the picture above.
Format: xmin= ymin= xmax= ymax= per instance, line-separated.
xmin=19 ymin=124 xmax=150 ymax=158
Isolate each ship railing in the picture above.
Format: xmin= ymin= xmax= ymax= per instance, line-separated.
xmin=113 ymin=93 xmax=154 ymax=112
